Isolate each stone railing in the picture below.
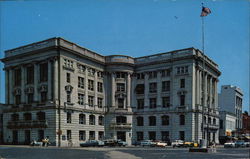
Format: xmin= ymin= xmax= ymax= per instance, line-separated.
xmin=105 ymin=55 xmax=135 ymax=64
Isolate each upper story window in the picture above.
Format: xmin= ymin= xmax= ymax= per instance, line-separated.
xmin=88 ymin=68 xmax=95 ymax=76
xmin=26 ymin=66 xmax=34 ymax=84
xmin=149 ymin=116 xmax=156 ymax=126
xmin=97 ymin=82 xmax=103 ymax=92
xmin=64 ymin=59 xmax=73 ymax=68
xmin=89 ymin=115 xmax=95 ymax=125
xmin=14 ymin=68 xmax=21 ymax=86
xmin=40 ymin=63 xmax=48 ymax=82
xmin=67 ymin=112 xmax=71 ymax=123
xmin=137 ymin=116 xmax=144 ymax=126
xmin=66 ymin=73 xmax=71 ymax=83
xmin=135 ymin=84 xmax=144 ymax=94
xmin=137 ymin=99 xmax=144 ymax=109
xmin=27 ymin=93 xmax=34 ymax=104
xmin=41 ymin=92 xmax=47 ymax=103
xmin=97 ymin=71 xmax=104 ymax=78
xmin=24 ymin=113 xmax=32 ymax=121
xmin=116 ymin=72 xmax=126 ymax=78
xmin=77 ymin=64 xmax=85 ymax=73
xmin=162 ymin=97 xmax=170 ymax=107
xmin=88 ymin=80 xmax=94 ymax=91
xmin=162 ymin=81 xmax=170 ymax=92
xmin=88 ymin=96 xmax=94 ymax=107
xmin=78 ymin=77 xmax=84 ymax=89
xmin=97 ymin=98 xmax=103 ymax=108
xmin=79 ymin=114 xmax=86 ymax=124
xmin=37 ymin=112 xmax=45 ymax=120
xmin=149 ymin=98 xmax=157 ymax=109
xmin=78 ymin=93 xmax=84 ymax=105
xmin=117 ymin=83 xmax=125 ymax=92
xmin=15 ymin=95 xmax=21 ymax=105
xmin=98 ymin=116 xmax=104 ymax=125
xmin=179 ymin=114 xmax=185 ymax=125
xmin=118 ymin=98 xmax=124 ymax=109
xmin=161 ymin=115 xmax=169 ymax=125
xmin=148 ymin=71 xmax=157 ymax=79
xmin=180 ymin=95 xmax=185 ymax=106
xmin=176 ymin=66 xmax=188 ymax=75
xmin=161 ymin=69 xmax=171 ymax=77
xmin=11 ymin=114 xmax=19 ymax=121
xmin=180 ymin=79 xmax=185 ymax=88
xmin=116 ymin=116 xmax=127 ymax=124
xmin=137 ymin=73 xmax=144 ymax=79
xmin=149 ymin=83 xmax=157 ymax=93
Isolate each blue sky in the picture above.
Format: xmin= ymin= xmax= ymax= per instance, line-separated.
xmin=0 ymin=0 xmax=249 ymax=111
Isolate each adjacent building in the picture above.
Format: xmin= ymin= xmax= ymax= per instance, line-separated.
xmin=0 ymin=103 xmax=4 ymax=144
xmin=1 ymin=37 xmax=221 ymax=146
xmin=242 ymin=112 xmax=250 ymax=136
xmin=219 ymin=85 xmax=243 ymax=131
xmin=219 ymin=111 xmax=236 ymax=137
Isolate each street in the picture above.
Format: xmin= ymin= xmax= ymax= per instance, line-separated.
xmin=0 ymin=146 xmax=249 ymax=159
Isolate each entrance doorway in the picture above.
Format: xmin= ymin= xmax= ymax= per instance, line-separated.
xmin=38 ymin=130 xmax=44 ymax=142
xmin=117 ymin=131 xmax=126 ymax=142
xmin=25 ymin=130 xmax=31 ymax=144
xmin=12 ymin=130 xmax=18 ymax=144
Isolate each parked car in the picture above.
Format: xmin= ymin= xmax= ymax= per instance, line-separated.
xmin=132 ymin=141 xmax=141 ymax=146
xmin=156 ymin=141 xmax=168 ymax=147
xmin=30 ymin=140 xmax=43 ymax=146
xmin=104 ymin=139 xmax=117 ymax=147
xmin=117 ymin=140 xmax=128 ymax=147
xmin=80 ymin=140 xmax=104 ymax=147
xmin=244 ymin=142 xmax=250 ymax=147
xmin=140 ymin=140 xmax=153 ymax=147
xmin=171 ymin=140 xmax=184 ymax=148
xmin=235 ymin=140 xmax=246 ymax=148
xmin=224 ymin=141 xmax=235 ymax=148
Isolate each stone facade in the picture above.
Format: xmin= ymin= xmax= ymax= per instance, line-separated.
xmin=1 ymin=37 xmax=221 ymax=146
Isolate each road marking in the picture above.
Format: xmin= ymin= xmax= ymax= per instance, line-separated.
xmin=105 ymin=151 xmax=142 ymax=159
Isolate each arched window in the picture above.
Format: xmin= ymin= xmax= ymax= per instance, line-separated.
xmin=213 ymin=118 xmax=216 ymax=125
xmin=161 ymin=115 xmax=169 ymax=125
xmin=89 ymin=115 xmax=95 ymax=125
xmin=149 ymin=116 xmax=156 ymax=126
xmin=179 ymin=115 xmax=185 ymax=125
xmin=24 ymin=113 xmax=32 ymax=121
xmin=11 ymin=114 xmax=19 ymax=121
xmin=137 ymin=116 xmax=144 ymax=126
xmin=98 ymin=116 xmax=104 ymax=125
xmin=79 ymin=114 xmax=86 ymax=124
xmin=116 ymin=116 xmax=127 ymax=124
xmin=37 ymin=112 xmax=45 ymax=121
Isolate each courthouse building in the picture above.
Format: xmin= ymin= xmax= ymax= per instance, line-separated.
xmin=1 ymin=37 xmax=221 ymax=146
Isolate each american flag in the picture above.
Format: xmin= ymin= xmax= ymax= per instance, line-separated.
xmin=200 ymin=7 xmax=211 ymax=17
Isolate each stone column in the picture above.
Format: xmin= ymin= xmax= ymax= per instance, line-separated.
xmin=103 ymin=73 xmax=108 ymax=111
xmin=126 ymin=73 xmax=131 ymax=108
xmin=84 ymin=67 xmax=88 ymax=108
xmin=21 ymin=65 xmax=25 ymax=104
xmin=209 ymin=77 xmax=213 ymax=109
xmin=214 ymin=79 xmax=218 ymax=110
xmin=5 ymin=69 xmax=9 ymax=104
xmin=156 ymin=71 xmax=162 ymax=107
xmin=94 ymin=71 xmax=98 ymax=107
xmin=131 ymin=74 xmax=136 ymax=109
xmin=9 ymin=69 xmax=14 ymax=104
xmin=199 ymin=70 xmax=202 ymax=105
xmin=48 ymin=60 xmax=52 ymax=101
xmin=196 ymin=69 xmax=200 ymax=105
xmin=53 ymin=58 xmax=59 ymax=102
xmin=144 ymin=73 xmax=149 ymax=108
xmin=204 ymin=73 xmax=207 ymax=109
xmin=34 ymin=63 xmax=39 ymax=102
xmin=111 ymin=72 xmax=116 ymax=107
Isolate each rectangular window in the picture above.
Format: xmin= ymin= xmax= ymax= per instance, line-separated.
xmin=97 ymin=71 xmax=103 ymax=78
xmin=137 ymin=99 xmax=144 ymax=109
xmin=98 ymin=131 xmax=104 ymax=140
xmin=97 ymin=98 xmax=103 ymax=108
xmin=137 ymin=73 xmax=144 ymax=79
xmin=180 ymin=95 xmax=185 ymax=106
xmin=88 ymin=80 xmax=94 ymax=91
xmin=118 ymin=98 xmax=124 ymax=108
xmin=78 ymin=93 xmax=84 ymax=105
xmin=79 ymin=131 xmax=86 ymax=141
xmin=15 ymin=95 xmax=21 ymax=105
xmin=66 ymin=73 xmax=71 ymax=83
xmin=117 ymin=83 xmax=125 ymax=92
xmin=177 ymin=66 xmax=188 ymax=75
xmin=179 ymin=131 xmax=185 ymax=141
xmin=148 ymin=131 xmax=156 ymax=140
xmin=41 ymin=92 xmax=47 ymax=103
xmin=67 ymin=112 xmax=71 ymax=123
xmin=161 ymin=131 xmax=169 ymax=141
xmin=162 ymin=69 xmax=171 ymax=77
xmin=40 ymin=63 xmax=48 ymax=82
xmin=67 ymin=93 xmax=71 ymax=103
xmin=64 ymin=59 xmax=73 ymax=68
xmin=149 ymin=83 xmax=157 ymax=93
xmin=180 ymin=79 xmax=185 ymax=88
xmin=78 ymin=77 xmax=84 ymax=89
xmin=14 ymin=69 xmax=21 ymax=86
xmin=88 ymin=68 xmax=95 ymax=76
xmin=67 ymin=130 xmax=72 ymax=140
xmin=137 ymin=132 xmax=144 ymax=141
xmin=88 ymin=96 xmax=94 ymax=107
xmin=89 ymin=131 xmax=95 ymax=140
xmin=162 ymin=97 xmax=170 ymax=107
xmin=116 ymin=72 xmax=126 ymax=78
xmin=149 ymin=71 xmax=157 ymax=79
xmin=77 ymin=64 xmax=85 ymax=73
xmin=27 ymin=94 xmax=33 ymax=104
xmin=97 ymin=82 xmax=103 ymax=92
xmin=162 ymin=81 xmax=170 ymax=92
xmin=26 ymin=66 xmax=34 ymax=84
xmin=149 ymin=98 xmax=157 ymax=109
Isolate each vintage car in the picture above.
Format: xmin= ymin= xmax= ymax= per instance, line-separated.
xmin=224 ymin=141 xmax=235 ymax=148
xmin=140 ymin=140 xmax=153 ymax=147
xmin=171 ymin=140 xmax=184 ymax=148
xmin=80 ymin=140 xmax=104 ymax=147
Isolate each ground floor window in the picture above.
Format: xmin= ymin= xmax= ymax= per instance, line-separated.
xmin=89 ymin=131 xmax=95 ymax=140
xmin=79 ymin=131 xmax=86 ymax=141
xmin=179 ymin=131 xmax=185 ymax=141
xmin=98 ymin=131 xmax=104 ymax=140
xmin=67 ymin=130 xmax=71 ymax=140
xmin=137 ymin=132 xmax=143 ymax=141
xmin=148 ymin=131 xmax=156 ymax=140
xmin=161 ymin=131 xmax=169 ymax=142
